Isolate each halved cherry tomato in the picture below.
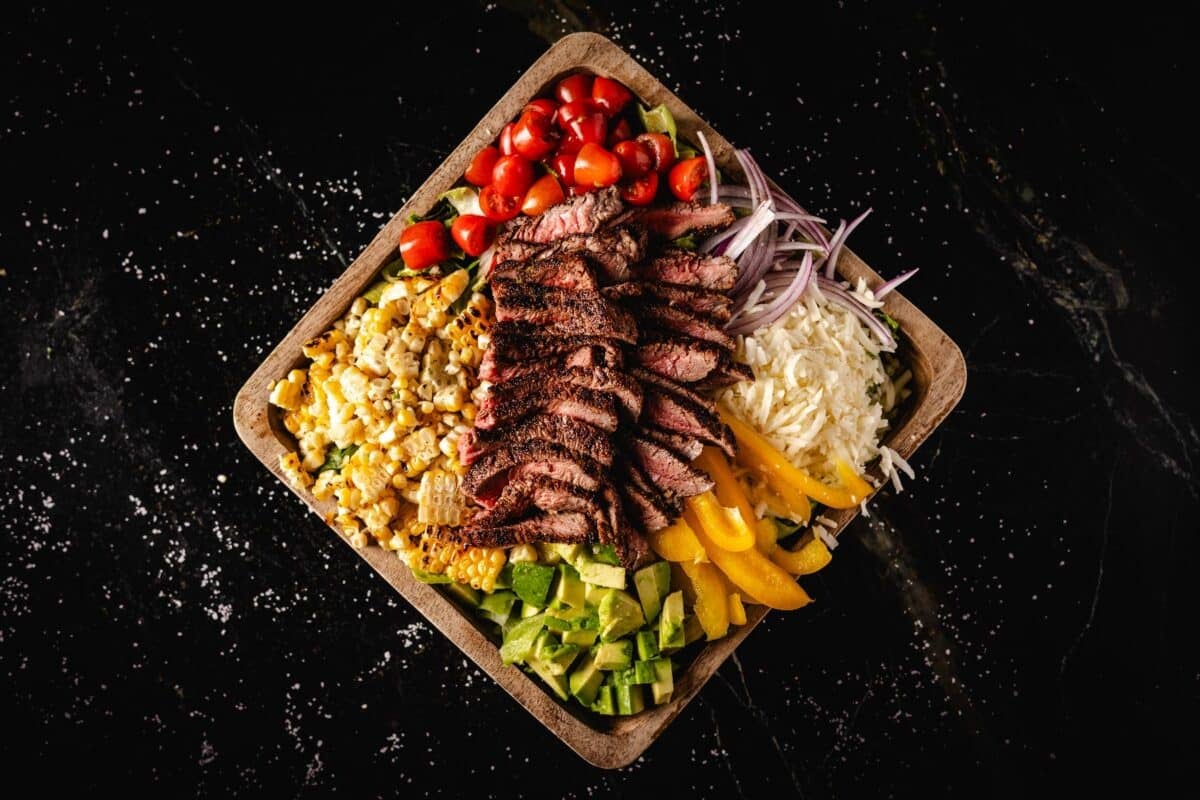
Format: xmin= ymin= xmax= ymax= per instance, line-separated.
xmin=558 ymin=132 xmax=584 ymax=157
xmin=557 ymin=99 xmax=599 ymax=129
xmin=465 ymin=145 xmax=500 ymax=187
xmin=637 ymin=132 xmax=676 ymax=174
xmin=450 ymin=214 xmax=494 ymax=257
xmin=591 ymin=76 xmax=632 ymax=115
xmin=491 ymin=154 xmax=535 ymax=198
xmin=668 ymin=156 xmax=708 ymax=202
xmin=550 ymin=150 xmax=576 ymax=186
xmin=567 ymin=112 xmax=607 ymax=147
xmin=511 ymin=111 xmax=558 ymax=161
xmin=521 ymin=174 xmax=565 ymax=216
xmin=573 ymin=143 xmax=622 ymax=189
xmin=607 ymin=118 xmax=633 ymax=148
xmin=620 ymin=171 xmax=659 ymax=206
xmin=613 ymin=139 xmax=653 ymax=180
xmin=555 ymin=73 xmax=593 ymax=105
xmin=398 ymin=220 xmax=450 ymax=270
xmin=499 ymin=123 xmax=516 ymax=156
xmin=479 ymin=185 xmax=521 ymax=222
xmin=523 ymin=97 xmax=557 ymax=121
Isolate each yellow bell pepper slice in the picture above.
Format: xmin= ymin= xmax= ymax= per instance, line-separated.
xmin=770 ymin=532 xmax=833 ymax=576
xmin=689 ymin=522 xmax=813 ymax=610
xmin=836 ymin=459 xmax=875 ymax=502
xmin=647 ymin=517 xmax=708 ymax=563
xmin=684 ymin=491 xmax=755 ymax=552
xmin=679 ymin=561 xmax=730 ymax=640
xmin=694 ymin=447 xmax=777 ymax=552
xmin=718 ymin=405 xmax=865 ymax=510
xmin=727 ymin=592 xmax=748 ymax=625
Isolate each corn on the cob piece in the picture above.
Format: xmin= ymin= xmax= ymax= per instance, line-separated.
xmin=415 ymin=469 xmax=464 ymax=526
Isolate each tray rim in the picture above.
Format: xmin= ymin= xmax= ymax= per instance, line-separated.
xmin=232 ymin=31 xmax=966 ymax=769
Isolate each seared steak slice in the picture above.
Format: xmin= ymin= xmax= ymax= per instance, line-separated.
xmin=635 ymin=249 xmax=738 ymax=291
xmin=492 ymin=282 xmax=638 ymax=344
xmin=694 ymin=354 xmax=754 ymax=389
xmin=603 ymin=282 xmax=733 ymax=322
xmin=479 ymin=345 xmax=617 ymax=383
xmin=482 ymin=329 xmax=624 ymax=381
xmin=634 ymin=333 xmax=722 ymax=383
xmin=595 ymin=484 xmax=654 ymax=569
xmin=491 ymin=254 xmax=598 ymax=292
xmin=637 ymin=302 xmax=735 ymax=350
xmin=619 ymin=476 xmax=672 ymax=533
xmin=637 ymin=424 xmax=703 ymax=461
xmin=545 ymin=226 xmax=647 ymax=284
xmin=459 ymin=512 xmax=595 ymax=547
xmin=487 ymin=366 xmax=641 ymax=420
xmin=469 ymin=474 xmax=602 ymax=527
xmin=458 ymin=414 xmax=614 ymax=467
xmin=629 ymin=432 xmax=714 ymax=497
xmin=615 ymin=201 xmax=735 ymax=240
xmin=491 ymin=239 xmax=545 ymax=266
xmin=499 ymin=187 xmax=624 ymax=244
xmin=476 ymin=382 xmax=619 ymax=432
xmin=633 ymin=367 xmax=736 ymax=457
xmin=462 ymin=440 xmax=605 ymax=506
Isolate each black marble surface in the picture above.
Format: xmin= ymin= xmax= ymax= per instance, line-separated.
xmin=3 ymin=3 xmax=1197 ymax=796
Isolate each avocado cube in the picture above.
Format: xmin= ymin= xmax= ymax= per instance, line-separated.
xmin=615 ymin=684 xmax=645 ymax=715
xmin=633 ymin=660 xmax=657 ymax=684
xmin=442 ymin=581 xmax=480 ymax=608
xmin=598 ymin=589 xmax=645 ymax=643
xmin=650 ymin=658 xmax=674 ymax=705
xmin=511 ymin=562 xmax=556 ymax=607
xmin=519 ymin=602 xmax=542 ymax=619
xmin=562 ymin=628 xmax=599 ymax=647
xmin=591 ymin=543 xmax=621 ymax=565
xmin=592 ymin=639 xmax=633 ymax=671
xmin=590 ymin=684 xmax=616 ymax=716
xmin=568 ymin=652 xmax=605 ymax=706
xmin=539 ymin=542 xmax=586 ymax=566
xmin=635 ymin=630 xmax=660 ymax=661
xmin=526 ymin=657 xmax=570 ymax=701
xmin=658 ymin=591 xmax=686 ymax=652
xmin=633 ymin=561 xmax=671 ymax=621
xmin=478 ymin=590 xmax=518 ymax=626
xmin=551 ymin=563 xmax=585 ymax=610
xmin=546 ymin=604 xmax=593 ymax=631
xmin=584 ymin=582 xmax=609 ymax=607
xmin=495 ymin=562 xmax=514 ymax=590
xmin=683 ymin=613 xmax=705 ymax=645
xmin=578 ymin=560 xmax=626 ymax=590
xmin=499 ymin=613 xmax=546 ymax=665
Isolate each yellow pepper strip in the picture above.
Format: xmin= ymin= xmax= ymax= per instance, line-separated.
xmin=679 ymin=561 xmax=731 ymax=640
xmin=646 ymin=517 xmax=708 ymax=563
xmin=684 ymin=491 xmax=756 ymax=552
xmin=727 ymin=592 xmax=748 ymax=625
xmin=694 ymin=446 xmax=777 ymax=553
xmin=689 ymin=522 xmax=813 ymax=610
xmin=836 ymin=459 xmax=875 ymax=503
xmin=769 ymin=533 xmax=833 ymax=576
xmin=718 ymin=405 xmax=864 ymax=510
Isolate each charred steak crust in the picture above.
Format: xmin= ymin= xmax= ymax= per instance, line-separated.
xmin=459 ymin=512 xmax=595 ymax=547
xmin=634 ymin=301 xmax=735 ymax=350
xmin=476 ymin=382 xmax=620 ymax=433
xmin=491 ymin=253 xmax=599 ymax=292
xmin=486 ymin=366 xmax=642 ymax=421
xmin=632 ymin=367 xmax=737 ymax=457
xmin=636 ymin=424 xmax=703 ymax=461
xmin=462 ymin=440 xmax=607 ymax=506
xmin=491 ymin=282 xmax=638 ymax=344
xmin=635 ymin=249 xmax=738 ymax=291
xmin=628 ymin=432 xmax=714 ymax=497
xmin=603 ymin=281 xmax=733 ymax=322
xmin=458 ymin=414 xmax=615 ymax=467
xmin=615 ymin=201 xmax=737 ymax=240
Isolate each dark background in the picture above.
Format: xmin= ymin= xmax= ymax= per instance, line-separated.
xmin=3 ymin=2 xmax=1197 ymax=796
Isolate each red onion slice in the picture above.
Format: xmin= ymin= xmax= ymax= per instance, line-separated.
xmin=821 ymin=208 xmax=872 ymax=279
xmin=728 ymin=252 xmax=813 ymax=336
xmin=875 ymin=268 xmax=919 ymax=298
xmin=696 ymin=130 xmax=719 ymax=207
xmin=815 ymin=276 xmax=896 ymax=349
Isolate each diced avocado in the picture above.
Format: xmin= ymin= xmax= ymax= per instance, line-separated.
xmin=519 ymin=602 xmax=542 ymax=619
xmin=442 ymin=581 xmax=480 ymax=607
xmin=539 ymin=542 xmax=586 ymax=566
xmin=634 ymin=561 xmax=671 ymax=622
xmin=584 ymin=582 xmax=609 ymax=607
xmin=650 ymin=658 xmax=674 ymax=705
xmin=568 ymin=652 xmax=605 ymax=706
xmin=412 ymin=567 xmax=452 ymax=585
xmin=578 ymin=561 xmax=626 ymax=590
xmin=537 ymin=543 xmax=562 ymax=565
xmin=590 ymin=684 xmax=616 ymax=716
xmin=562 ymin=628 xmax=599 ymax=647
xmin=598 ymin=589 xmax=646 ymax=643
xmin=511 ymin=562 xmax=555 ymax=608
xmin=495 ymin=562 xmax=514 ymax=590
xmin=527 ymin=657 xmax=570 ymax=701
xmin=545 ymin=604 xmax=595 ymax=631
xmin=612 ymin=660 xmax=656 ymax=686
xmin=635 ymin=631 xmax=660 ymax=661
xmin=592 ymin=639 xmax=633 ymax=671
xmin=499 ymin=613 xmax=545 ymax=665
xmin=478 ymin=590 xmax=517 ymax=626
xmin=615 ymin=684 xmax=646 ymax=715
xmin=591 ymin=543 xmax=621 ymax=565
xmin=658 ymin=590 xmax=685 ymax=652
xmin=543 ymin=646 xmax=581 ymax=676
xmin=551 ymin=563 xmax=585 ymax=610
xmin=683 ymin=613 xmax=705 ymax=645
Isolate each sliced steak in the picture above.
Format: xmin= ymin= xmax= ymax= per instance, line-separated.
xmin=637 ymin=302 xmax=734 ymax=350
xmin=490 ymin=239 xmax=545 ymax=267
xmin=486 ymin=365 xmax=641 ymax=420
xmin=634 ymin=249 xmax=738 ymax=291
xmin=491 ymin=254 xmax=598 ymax=292
xmin=634 ymin=333 xmax=723 ymax=383
xmin=637 ymin=424 xmax=703 ymax=461
xmin=458 ymin=414 xmax=614 ymax=467
xmin=619 ymin=477 xmax=673 ymax=533
xmin=544 ymin=226 xmax=647 ymax=284
xmin=469 ymin=474 xmax=602 ymax=527
xmin=629 ymin=432 xmax=713 ymax=497
xmin=694 ymin=354 xmax=754 ymax=389
xmin=596 ymin=485 xmax=654 ymax=569
xmin=499 ymin=187 xmax=624 ymax=244
xmin=476 ymin=382 xmax=619 ymax=432
xmin=633 ymin=367 xmax=736 ymax=457
xmin=603 ymin=281 xmax=733 ymax=322
xmin=462 ymin=440 xmax=605 ymax=506
xmin=492 ymin=282 xmax=638 ymax=344
xmin=615 ymin=201 xmax=735 ymax=240
xmin=482 ymin=328 xmax=624 ymax=380
xmin=459 ymin=512 xmax=595 ymax=547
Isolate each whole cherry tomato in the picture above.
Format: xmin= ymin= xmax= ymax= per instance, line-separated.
xmin=479 ymin=185 xmax=521 ymax=222
xmin=636 ymin=132 xmax=676 ymax=174
xmin=399 ymin=220 xmax=450 ymax=270
xmin=523 ymin=97 xmax=557 ymax=121
xmin=612 ymin=139 xmax=653 ymax=180
xmin=521 ymin=174 xmax=565 ymax=216
xmin=591 ymin=76 xmax=633 ymax=115
xmin=550 ymin=150 xmax=576 ymax=186
xmin=668 ymin=156 xmax=708 ymax=202
xmin=567 ymin=112 xmax=607 ymax=147
xmin=573 ymin=143 xmax=622 ymax=189
xmin=499 ymin=123 xmax=516 ymax=156
xmin=465 ymin=145 xmax=500 ymax=187
xmin=555 ymin=73 xmax=593 ymax=105
xmin=491 ymin=154 xmax=535 ymax=198
xmin=557 ymin=98 xmax=599 ymax=129
xmin=511 ymin=111 xmax=558 ymax=161
xmin=619 ymin=171 xmax=659 ymax=206
xmin=607 ymin=118 xmax=633 ymax=148
xmin=450 ymin=214 xmax=494 ymax=257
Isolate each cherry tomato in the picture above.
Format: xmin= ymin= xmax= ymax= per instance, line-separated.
xmin=668 ymin=156 xmax=708 ymax=202
xmin=619 ymin=171 xmax=659 ymax=206
xmin=450 ymin=214 xmax=494 ymax=257
xmin=557 ymin=98 xmax=599 ymax=129
xmin=607 ymin=118 xmax=633 ymax=148
xmin=550 ymin=150 xmax=576 ymax=186
xmin=557 ymin=132 xmax=584 ymax=157
xmin=491 ymin=154 xmax=535 ymax=198
xmin=479 ymin=185 xmax=521 ymax=222
xmin=613 ymin=139 xmax=653 ymax=180
xmin=465 ymin=145 xmax=500 ymax=187
xmin=555 ymin=73 xmax=593 ymax=105
xmin=398 ymin=220 xmax=450 ymax=270
xmin=499 ymin=123 xmax=516 ymax=156
xmin=521 ymin=174 xmax=565 ymax=216
xmin=567 ymin=112 xmax=607 ymax=147
xmin=591 ymin=76 xmax=633 ymax=115
xmin=573 ymin=143 xmax=622 ymax=189
xmin=636 ymin=132 xmax=676 ymax=174
xmin=523 ymin=97 xmax=557 ymax=121
xmin=511 ymin=111 xmax=558 ymax=161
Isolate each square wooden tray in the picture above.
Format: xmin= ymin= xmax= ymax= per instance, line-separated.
xmin=233 ymin=32 xmax=966 ymax=769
